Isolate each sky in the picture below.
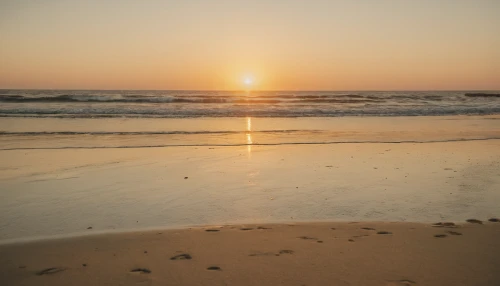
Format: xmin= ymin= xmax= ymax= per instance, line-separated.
xmin=1 ymin=0 xmax=499 ymax=90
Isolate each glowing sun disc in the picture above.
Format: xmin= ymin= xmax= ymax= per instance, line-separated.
xmin=244 ymin=77 xmax=253 ymax=86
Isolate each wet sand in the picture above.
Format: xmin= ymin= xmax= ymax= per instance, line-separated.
xmin=1 ymin=139 xmax=500 ymax=241
xmin=1 ymin=221 xmax=499 ymax=286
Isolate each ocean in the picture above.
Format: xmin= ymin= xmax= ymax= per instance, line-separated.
xmin=1 ymin=90 xmax=499 ymax=118
xmin=1 ymin=89 xmax=499 ymax=150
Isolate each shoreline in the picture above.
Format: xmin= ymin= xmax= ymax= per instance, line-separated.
xmin=2 ymin=137 xmax=500 ymax=152
xmin=1 ymin=216 xmax=498 ymax=246
xmin=1 ymin=221 xmax=499 ymax=285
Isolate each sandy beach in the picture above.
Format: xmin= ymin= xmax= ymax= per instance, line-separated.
xmin=1 ymin=116 xmax=499 ymax=285
xmin=1 ymin=221 xmax=499 ymax=286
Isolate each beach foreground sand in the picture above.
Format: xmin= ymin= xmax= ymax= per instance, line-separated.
xmin=1 ymin=221 xmax=499 ymax=286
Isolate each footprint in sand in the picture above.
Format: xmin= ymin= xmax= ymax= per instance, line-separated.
xmin=257 ymin=226 xmax=272 ymax=230
xmin=250 ymin=250 xmax=295 ymax=257
xmin=205 ymin=229 xmax=220 ymax=232
xmin=130 ymin=268 xmax=151 ymax=274
xmin=361 ymin=227 xmax=376 ymax=231
xmin=488 ymin=218 xmax=499 ymax=222
xmin=170 ymin=254 xmax=192 ymax=260
xmin=432 ymin=222 xmax=456 ymax=228
xmin=386 ymin=279 xmax=416 ymax=286
xmin=240 ymin=228 xmax=254 ymax=231
xmin=297 ymin=236 xmax=318 ymax=240
xmin=466 ymin=219 xmax=483 ymax=224
xmin=434 ymin=234 xmax=447 ymax=238
xmin=249 ymin=252 xmax=276 ymax=257
xmin=377 ymin=231 xmax=392 ymax=235
xmin=447 ymin=231 xmax=462 ymax=236
xmin=207 ymin=266 xmax=221 ymax=271
xmin=36 ymin=267 xmax=66 ymax=275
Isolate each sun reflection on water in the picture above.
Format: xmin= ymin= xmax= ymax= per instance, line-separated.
xmin=246 ymin=117 xmax=252 ymax=156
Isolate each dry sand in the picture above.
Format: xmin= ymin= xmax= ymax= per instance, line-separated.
xmin=1 ymin=221 xmax=499 ymax=286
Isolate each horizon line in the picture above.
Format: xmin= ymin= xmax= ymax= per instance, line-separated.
xmin=1 ymin=88 xmax=499 ymax=92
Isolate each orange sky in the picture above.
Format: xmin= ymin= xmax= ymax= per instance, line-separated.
xmin=1 ymin=0 xmax=499 ymax=90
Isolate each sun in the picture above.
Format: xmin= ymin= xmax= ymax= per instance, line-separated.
xmin=243 ymin=76 xmax=254 ymax=87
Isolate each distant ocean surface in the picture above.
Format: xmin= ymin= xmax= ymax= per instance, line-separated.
xmin=1 ymin=90 xmax=499 ymax=118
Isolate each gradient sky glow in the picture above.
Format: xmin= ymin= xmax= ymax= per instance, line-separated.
xmin=1 ymin=0 xmax=499 ymax=90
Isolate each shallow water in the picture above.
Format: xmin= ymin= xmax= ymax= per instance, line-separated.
xmin=0 ymin=116 xmax=499 ymax=150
